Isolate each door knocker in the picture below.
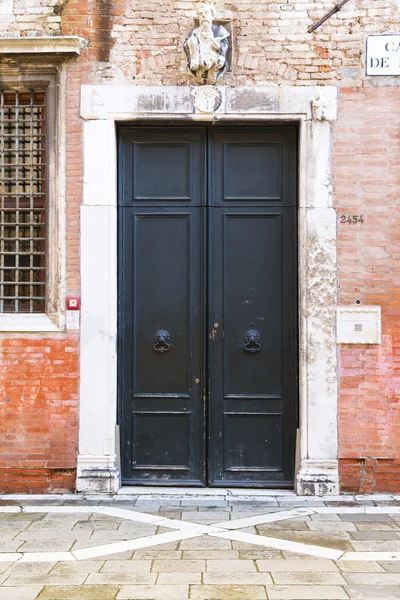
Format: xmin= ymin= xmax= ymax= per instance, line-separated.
xmin=244 ymin=329 xmax=261 ymax=353
xmin=153 ymin=330 xmax=172 ymax=353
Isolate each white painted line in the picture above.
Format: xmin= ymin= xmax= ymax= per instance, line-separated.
xmin=340 ymin=551 xmax=400 ymax=561
xmin=72 ymin=530 xmax=202 ymax=560
xmin=214 ymin=508 xmax=315 ymax=530
xmin=211 ymin=530 xmax=344 ymax=561
xmin=0 ymin=507 xmax=21 ymax=513
xmin=313 ymin=507 xmax=368 ymax=514
xmin=0 ymin=553 xmax=21 ymax=562
xmin=365 ymin=506 xmax=400 ymax=514
xmin=1 ymin=494 xmax=61 ymax=500
xmin=99 ymin=508 xmax=224 ymax=534
xmin=154 ymin=517 xmax=224 ymax=534
xmin=22 ymin=506 xmax=94 ymax=514
xmin=315 ymin=506 xmax=400 ymax=515
xmin=19 ymin=552 xmax=76 ymax=562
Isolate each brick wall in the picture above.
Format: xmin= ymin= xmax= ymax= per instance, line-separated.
xmin=333 ymin=87 xmax=400 ymax=493
xmin=0 ymin=336 xmax=79 ymax=493
xmin=99 ymin=0 xmax=400 ymax=87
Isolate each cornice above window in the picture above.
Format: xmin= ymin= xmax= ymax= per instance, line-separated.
xmin=0 ymin=36 xmax=88 ymax=61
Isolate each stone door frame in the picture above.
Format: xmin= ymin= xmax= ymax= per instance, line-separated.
xmin=77 ymin=85 xmax=339 ymax=495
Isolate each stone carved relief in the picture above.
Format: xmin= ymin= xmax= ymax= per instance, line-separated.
xmin=192 ymin=85 xmax=222 ymax=112
xmin=311 ymin=93 xmax=335 ymax=122
xmin=184 ymin=3 xmax=230 ymax=85
xmin=91 ymin=87 xmax=105 ymax=118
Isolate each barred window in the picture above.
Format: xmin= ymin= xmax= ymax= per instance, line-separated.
xmin=0 ymin=90 xmax=46 ymax=313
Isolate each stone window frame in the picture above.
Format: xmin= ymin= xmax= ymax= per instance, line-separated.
xmin=0 ymin=67 xmax=66 ymax=332
xmin=77 ymin=85 xmax=339 ymax=495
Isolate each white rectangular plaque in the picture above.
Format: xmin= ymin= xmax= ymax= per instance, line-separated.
xmin=66 ymin=310 xmax=80 ymax=330
xmin=366 ymin=34 xmax=400 ymax=76
xmin=337 ymin=306 xmax=381 ymax=344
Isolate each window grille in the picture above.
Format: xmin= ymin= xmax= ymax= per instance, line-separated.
xmin=0 ymin=90 xmax=46 ymax=313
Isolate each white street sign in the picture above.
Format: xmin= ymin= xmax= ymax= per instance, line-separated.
xmin=366 ymin=34 xmax=400 ymax=76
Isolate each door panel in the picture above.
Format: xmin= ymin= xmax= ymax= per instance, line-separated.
xmin=119 ymin=127 xmax=205 ymax=207
xmin=208 ymin=208 xmax=297 ymax=485
xmin=119 ymin=127 xmax=206 ymax=484
xmin=208 ymin=127 xmax=297 ymax=486
xmin=120 ymin=207 xmax=205 ymax=483
xmin=209 ymin=127 xmax=296 ymax=207
xmin=223 ymin=213 xmax=282 ymax=397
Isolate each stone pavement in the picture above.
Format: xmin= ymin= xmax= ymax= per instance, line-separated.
xmin=0 ymin=490 xmax=400 ymax=599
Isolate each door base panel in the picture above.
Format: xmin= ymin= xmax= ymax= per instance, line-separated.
xmin=121 ymin=479 xmax=294 ymax=488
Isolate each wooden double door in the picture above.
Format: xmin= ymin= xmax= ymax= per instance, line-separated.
xmin=118 ymin=125 xmax=298 ymax=487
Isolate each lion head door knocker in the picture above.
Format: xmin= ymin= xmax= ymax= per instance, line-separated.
xmin=184 ymin=3 xmax=230 ymax=85
xmin=153 ymin=330 xmax=172 ymax=354
xmin=244 ymin=330 xmax=261 ymax=353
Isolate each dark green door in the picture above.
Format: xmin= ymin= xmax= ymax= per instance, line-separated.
xmin=119 ymin=125 xmax=297 ymax=487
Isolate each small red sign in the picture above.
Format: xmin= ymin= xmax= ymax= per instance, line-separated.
xmin=67 ymin=296 xmax=80 ymax=310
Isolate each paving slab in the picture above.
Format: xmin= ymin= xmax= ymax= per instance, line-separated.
xmin=308 ymin=521 xmax=357 ymax=531
xmin=38 ymin=586 xmax=119 ymax=599
xmin=86 ymin=572 xmax=157 ymax=584
xmin=257 ymin=559 xmax=339 ymax=571
xmin=345 ymin=585 xmax=400 ymax=599
xmin=203 ymin=572 xmax=273 ymax=584
xmin=350 ymin=530 xmax=400 ymax=540
xmin=206 ymin=559 xmax=256 ymax=572
xmin=266 ymin=585 xmax=349 ymax=599
xmin=379 ymin=560 xmax=400 ymax=572
xmin=341 ymin=513 xmax=393 ymax=522
xmin=0 ymin=540 xmax=24 ymax=552
xmin=238 ymin=547 xmax=283 ymax=559
xmin=5 ymin=562 xmax=55 ymax=575
xmin=116 ymin=584 xmax=189 ymax=598
xmin=354 ymin=521 xmax=399 ymax=530
xmin=350 ymin=540 xmax=400 ymax=551
xmin=17 ymin=540 xmax=74 ymax=552
xmin=190 ymin=584 xmax=267 ymax=599
xmin=3 ymin=572 xmax=88 ymax=586
xmin=337 ymin=560 xmax=386 ymax=572
xmin=343 ymin=572 xmax=400 ymax=585
xmin=0 ymin=586 xmax=44 ymax=599
xmin=183 ymin=549 xmax=239 ymax=559
xmin=151 ymin=559 xmax=205 ymax=572
xmin=101 ymin=559 xmax=152 ymax=572
xmin=133 ymin=549 xmax=182 ymax=559
xmin=157 ymin=572 xmax=202 ymax=584
xmin=271 ymin=571 xmax=347 ymax=585
xmin=179 ymin=536 xmax=232 ymax=549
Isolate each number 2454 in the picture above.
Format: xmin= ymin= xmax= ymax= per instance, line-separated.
xmin=340 ymin=215 xmax=365 ymax=224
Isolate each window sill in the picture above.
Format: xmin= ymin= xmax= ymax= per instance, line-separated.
xmin=0 ymin=313 xmax=63 ymax=333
